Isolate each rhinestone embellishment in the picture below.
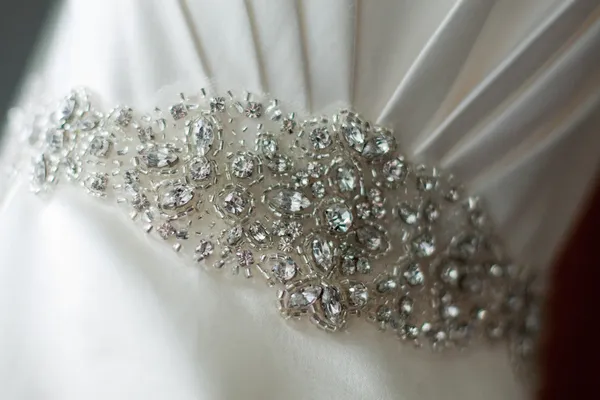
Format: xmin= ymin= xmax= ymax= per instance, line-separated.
xmin=18 ymin=88 xmax=541 ymax=377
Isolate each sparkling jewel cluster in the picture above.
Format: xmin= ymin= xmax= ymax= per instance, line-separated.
xmin=24 ymin=88 xmax=540 ymax=374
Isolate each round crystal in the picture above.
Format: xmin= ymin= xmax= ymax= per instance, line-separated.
xmin=309 ymin=127 xmax=332 ymax=150
xmin=231 ymin=154 xmax=255 ymax=178
xmin=397 ymin=202 xmax=418 ymax=225
xmin=272 ymin=257 xmax=298 ymax=283
xmin=356 ymin=226 xmax=384 ymax=252
xmin=222 ymin=190 xmax=249 ymax=216
xmin=404 ymin=262 xmax=425 ymax=286
xmin=399 ymin=296 xmax=414 ymax=314
xmin=376 ymin=277 xmax=398 ymax=293
xmin=89 ymin=135 xmax=111 ymax=157
xmin=189 ymin=157 xmax=212 ymax=181
xmin=383 ymin=157 xmax=408 ymax=183
xmin=362 ymin=135 xmax=394 ymax=160
xmin=441 ymin=261 xmax=461 ymax=286
xmin=412 ymin=233 xmax=436 ymax=257
xmin=348 ymin=283 xmax=369 ymax=307
xmin=258 ymin=136 xmax=278 ymax=158
xmin=226 ymin=225 xmax=244 ymax=245
xmin=311 ymin=181 xmax=326 ymax=198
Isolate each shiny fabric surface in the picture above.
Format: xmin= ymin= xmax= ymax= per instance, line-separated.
xmin=1 ymin=1 xmax=600 ymax=399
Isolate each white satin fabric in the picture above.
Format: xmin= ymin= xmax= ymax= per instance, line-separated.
xmin=2 ymin=1 xmax=600 ymax=399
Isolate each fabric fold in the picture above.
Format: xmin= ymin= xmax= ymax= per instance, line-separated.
xmin=416 ymin=0 xmax=600 ymax=161
xmin=376 ymin=0 xmax=495 ymax=148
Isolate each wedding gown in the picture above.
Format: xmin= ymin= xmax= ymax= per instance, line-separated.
xmin=1 ymin=1 xmax=600 ymax=399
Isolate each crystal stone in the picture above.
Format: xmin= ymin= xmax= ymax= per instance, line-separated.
xmin=281 ymin=117 xmax=296 ymax=134
xmin=311 ymin=181 xmax=326 ymax=198
xmin=131 ymin=192 xmax=149 ymax=211
xmin=412 ymin=233 xmax=436 ymax=257
xmin=159 ymin=185 xmax=194 ymax=210
xmin=441 ymin=261 xmax=461 ymax=286
xmin=341 ymin=252 xmax=357 ymax=275
xmin=231 ymin=154 xmax=255 ymax=178
xmin=195 ymin=240 xmax=214 ymax=260
xmin=342 ymin=124 xmax=365 ymax=152
xmin=140 ymin=146 xmax=179 ymax=169
xmin=258 ymin=136 xmax=278 ymax=158
xmin=236 ymin=249 xmax=254 ymax=267
xmin=404 ymin=262 xmax=425 ymax=286
xmin=311 ymin=236 xmax=334 ymax=272
xmin=248 ymin=221 xmax=269 ymax=245
xmin=324 ymin=203 xmax=353 ymax=233
xmin=397 ymin=202 xmax=418 ymax=225
xmin=383 ymin=157 xmax=408 ymax=183
xmin=115 ymin=107 xmax=133 ymax=127
xmin=226 ymin=225 xmax=244 ymax=245
xmin=85 ymin=173 xmax=108 ymax=193
xmin=188 ymin=157 xmax=212 ymax=181
xmin=356 ymin=257 xmax=371 ymax=274
xmin=210 ymin=97 xmax=226 ymax=113
xmin=321 ymin=286 xmax=343 ymax=323
xmin=271 ymin=257 xmax=298 ymax=283
xmin=269 ymin=189 xmax=311 ymax=214
xmin=289 ymin=285 xmax=322 ymax=308
xmin=63 ymin=157 xmax=81 ymax=180
xmin=356 ymin=226 xmax=384 ymax=252
xmin=362 ymin=135 xmax=394 ymax=160
xmin=266 ymin=154 xmax=292 ymax=173
xmin=245 ymin=101 xmax=263 ymax=118
xmin=423 ymin=200 xmax=440 ymax=222
xmin=376 ymin=277 xmax=398 ymax=293
xmin=399 ymin=296 xmax=414 ymax=314
xmin=348 ymin=282 xmax=369 ymax=307
xmin=309 ymin=127 xmax=332 ymax=150
xmin=57 ymin=95 xmax=76 ymax=121
xmin=89 ymin=135 xmax=111 ymax=157
xmin=169 ymin=103 xmax=187 ymax=120
xmin=336 ymin=165 xmax=357 ymax=193
xmin=190 ymin=117 xmax=215 ymax=154
xmin=222 ymin=190 xmax=249 ymax=216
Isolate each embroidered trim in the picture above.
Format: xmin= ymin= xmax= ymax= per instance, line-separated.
xmin=7 ymin=88 xmax=541 ymax=378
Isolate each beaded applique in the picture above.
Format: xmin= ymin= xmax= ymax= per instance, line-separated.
xmin=11 ymin=88 xmax=541 ymax=377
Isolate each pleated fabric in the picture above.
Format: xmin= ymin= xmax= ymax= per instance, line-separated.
xmin=2 ymin=1 xmax=600 ymax=399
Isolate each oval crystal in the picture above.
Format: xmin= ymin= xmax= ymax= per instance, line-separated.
xmin=159 ymin=184 xmax=194 ymax=210
xmin=310 ymin=236 xmax=334 ymax=273
xmin=342 ymin=124 xmax=365 ymax=152
xmin=190 ymin=117 xmax=215 ymax=154
xmin=336 ymin=165 xmax=357 ymax=193
xmin=288 ymin=285 xmax=322 ymax=308
xmin=321 ymin=285 xmax=344 ymax=324
xmin=267 ymin=189 xmax=311 ymax=214
xmin=140 ymin=146 xmax=179 ymax=169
